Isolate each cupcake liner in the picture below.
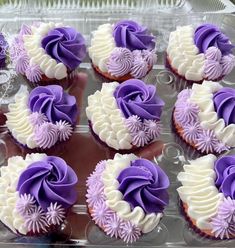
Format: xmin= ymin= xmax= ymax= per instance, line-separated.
xmin=92 ymin=63 xmax=152 ymax=83
xmin=179 ymin=200 xmax=224 ymax=240
xmin=92 ymin=63 xmax=133 ymax=82
xmin=25 ymin=72 xmax=74 ymax=89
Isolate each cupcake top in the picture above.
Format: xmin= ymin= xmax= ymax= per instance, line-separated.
xmin=88 ymin=20 xmax=157 ymax=78
xmin=86 ymin=153 xmax=169 ymax=243
xmin=174 ymin=80 xmax=235 ymax=154
xmin=86 ymin=79 xmax=164 ymax=150
xmin=10 ymin=22 xmax=86 ymax=83
xmin=167 ymin=24 xmax=235 ymax=81
xmin=177 ymin=154 xmax=235 ymax=239
xmin=6 ymin=85 xmax=78 ymax=149
xmin=0 ymin=153 xmax=78 ymax=235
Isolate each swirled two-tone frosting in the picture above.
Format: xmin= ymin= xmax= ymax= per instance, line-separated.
xmin=86 ymin=79 xmax=164 ymax=150
xmin=89 ymin=20 xmax=156 ymax=79
xmin=86 ymin=154 xmax=169 ymax=243
xmin=10 ymin=22 xmax=86 ymax=82
xmin=0 ymin=153 xmax=77 ymax=235
xmin=6 ymin=85 xmax=77 ymax=149
xmin=174 ymin=80 xmax=235 ymax=154
xmin=167 ymin=24 xmax=235 ymax=81
xmin=178 ymin=154 xmax=235 ymax=239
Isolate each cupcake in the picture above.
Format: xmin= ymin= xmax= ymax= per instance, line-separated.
xmin=167 ymin=24 xmax=235 ymax=82
xmin=10 ymin=22 xmax=86 ymax=87
xmin=173 ymin=80 xmax=235 ymax=154
xmin=5 ymin=84 xmax=78 ymax=150
xmin=86 ymin=79 xmax=164 ymax=151
xmin=0 ymin=153 xmax=78 ymax=235
xmin=86 ymin=153 xmax=169 ymax=243
xmin=177 ymin=154 xmax=235 ymax=239
xmin=88 ymin=20 xmax=156 ymax=81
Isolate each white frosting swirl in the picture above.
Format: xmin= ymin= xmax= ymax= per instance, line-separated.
xmin=177 ymin=154 xmax=224 ymax=230
xmin=102 ymin=153 xmax=162 ymax=233
xmin=167 ymin=25 xmax=205 ymax=81
xmin=5 ymin=86 xmax=37 ymax=149
xmin=23 ymin=22 xmax=68 ymax=80
xmin=88 ymin=24 xmax=116 ymax=72
xmin=0 ymin=153 xmax=47 ymax=234
xmin=189 ymin=81 xmax=235 ymax=147
xmin=86 ymin=82 xmax=132 ymax=150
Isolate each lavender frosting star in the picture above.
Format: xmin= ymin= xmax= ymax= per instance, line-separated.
xmin=114 ymin=79 xmax=164 ymax=120
xmin=107 ymin=47 xmax=133 ymax=77
xmin=113 ymin=20 xmax=155 ymax=51
xmin=41 ymin=27 xmax=86 ymax=70
xmin=117 ymin=158 xmax=169 ymax=214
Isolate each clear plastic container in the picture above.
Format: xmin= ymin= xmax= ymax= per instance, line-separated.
xmin=0 ymin=9 xmax=235 ymax=248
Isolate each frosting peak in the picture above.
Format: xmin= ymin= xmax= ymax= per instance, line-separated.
xmin=113 ymin=20 xmax=155 ymax=51
xmin=17 ymin=156 xmax=78 ymax=210
xmin=194 ymin=24 xmax=235 ymax=54
xmin=114 ymin=79 xmax=164 ymax=120
xmin=28 ymin=85 xmax=78 ymax=125
xmin=213 ymin=87 xmax=235 ymax=126
xmin=117 ymin=158 xmax=169 ymax=214
xmin=41 ymin=27 xmax=86 ymax=70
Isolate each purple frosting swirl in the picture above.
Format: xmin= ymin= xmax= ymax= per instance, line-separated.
xmin=41 ymin=27 xmax=86 ymax=70
xmin=215 ymin=155 xmax=235 ymax=199
xmin=113 ymin=20 xmax=155 ymax=51
xmin=17 ymin=156 xmax=78 ymax=210
xmin=117 ymin=159 xmax=169 ymax=213
xmin=194 ymin=24 xmax=235 ymax=54
xmin=213 ymin=87 xmax=235 ymax=125
xmin=29 ymin=85 xmax=78 ymax=125
xmin=114 ymin=79 xmax=164 ymax=120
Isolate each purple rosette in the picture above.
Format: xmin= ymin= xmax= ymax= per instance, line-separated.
xmin=215 ymin=155 xmax=235 ymax=199
xmin=194 ymin=24 xmax=235 ymax=54
xmin=28 ymin=85 xmax=78 ymax=125
xmin=117 ymin=159 xmax=169 ymax=213
xmin=114 ymin=79 xmax=164 ymax=120
xmin=113 ymin=20 xmax=155 ymax=51
xmin=17 ymin=156 xmax=78 ymax=210
xmin=213 ymin=88 xmax=235 ymax=126
xmin=41 ymin=27 xmax=86 ymax=70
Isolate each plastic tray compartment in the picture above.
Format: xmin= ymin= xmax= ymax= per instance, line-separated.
xmin=0 ymin=12 xmax=235 ymax=248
